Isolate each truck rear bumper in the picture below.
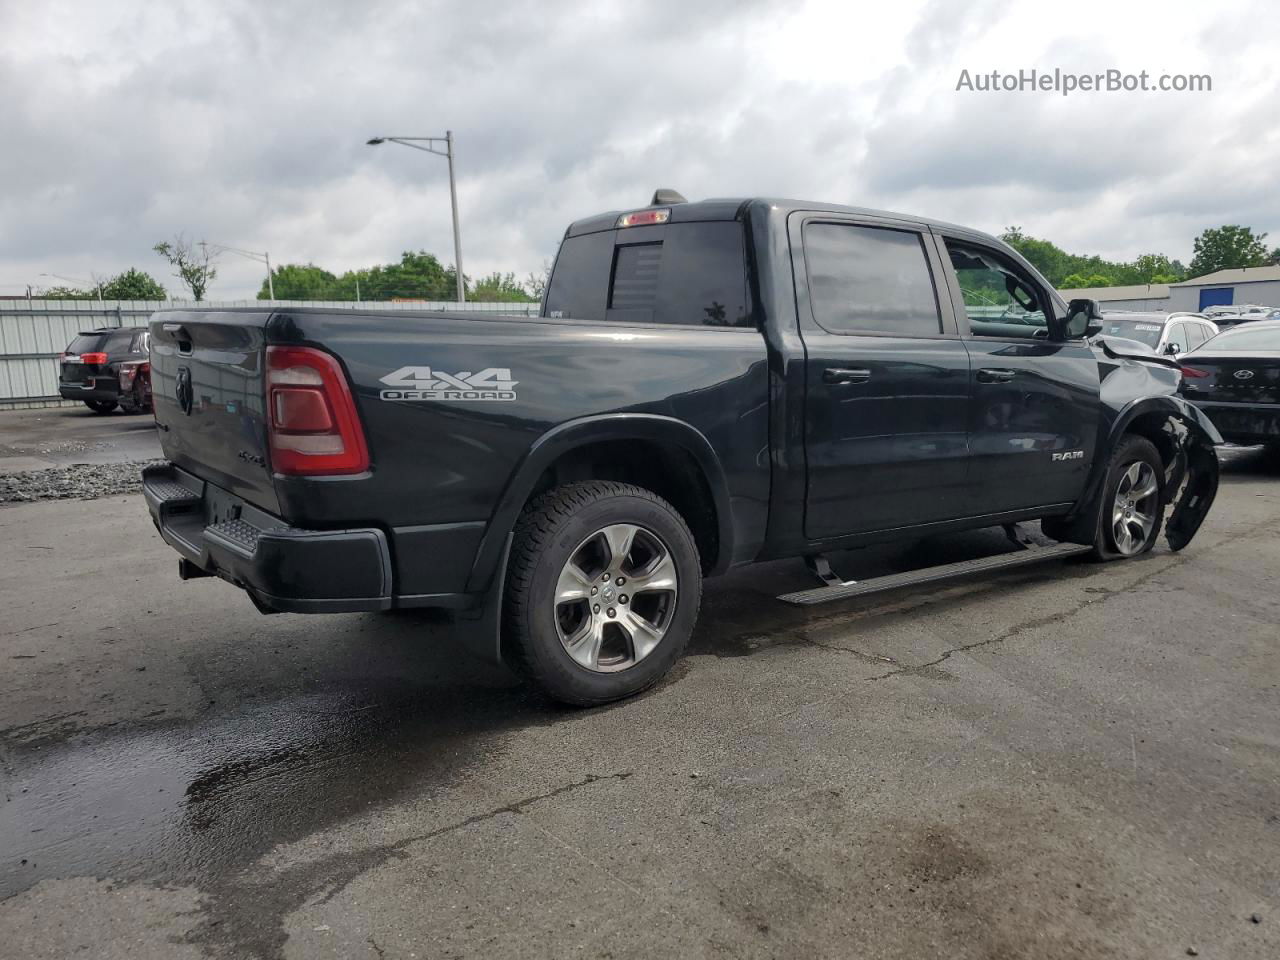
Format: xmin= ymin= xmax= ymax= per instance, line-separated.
xmin=142 ymin=463 xmax=393 ymax=613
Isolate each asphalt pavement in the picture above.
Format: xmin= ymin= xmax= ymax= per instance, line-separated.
xmin=0 ymin=405 xmax=162 ymax=474
xmin=0 ymin=419 xmax=1277 ymax=959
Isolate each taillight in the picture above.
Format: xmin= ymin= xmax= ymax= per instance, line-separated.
xmin=119 ymin=360 xmax=150 ymax=387
xmin=266 ymin=346 xmax=369 ymax=476
xmin=80 ymin=352 xmax=108 ymax=365
xmin=1180 ymin=366 xmax=1211 ymax=379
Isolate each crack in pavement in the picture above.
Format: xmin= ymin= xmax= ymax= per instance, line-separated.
xmin=864 ymin=553 xmax=1187 ymax=683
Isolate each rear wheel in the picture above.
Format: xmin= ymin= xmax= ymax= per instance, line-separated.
xmin=504 ymin=481 xmax=701 ymax=706
xmin=125 ymin=382 xmax=149 ymax=414
xmin=84 ymin=399 xmax=116 ymax=414
xmin=1092 ymin=436 xmax=1164 ymax=560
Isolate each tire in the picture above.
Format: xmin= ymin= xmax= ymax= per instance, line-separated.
xmin=124 ymin=383 xmax=148 ymax=414
xmin=503 ymin=480 xmax=702 ymax=706
xmin=84 ymin=399 xmax=117 ymax=414
xmin=1091 ymin=435 xmax=1165 ymax=560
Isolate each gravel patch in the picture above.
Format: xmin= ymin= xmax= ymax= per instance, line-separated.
xmin=0 ymin=460 xmax=164 ymax=504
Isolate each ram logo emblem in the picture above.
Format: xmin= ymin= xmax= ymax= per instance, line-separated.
xmin=1051 ymin=450 xmax=1084 ymax=461
xmin=379 ymin=366 xmax=518 ymax=402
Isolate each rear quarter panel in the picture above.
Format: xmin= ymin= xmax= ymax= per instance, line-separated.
xmin=265 ymin=310 xmax=771 ymax=568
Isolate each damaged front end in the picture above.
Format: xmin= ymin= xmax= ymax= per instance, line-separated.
xmin=1159 ymin=403 xmax=1221 ymax=551
xmin=1087 ymin=339 xmax=1222 ymax=552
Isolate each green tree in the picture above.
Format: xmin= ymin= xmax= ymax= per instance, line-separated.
xmin=153 ymin=235 xmax=218 ymax=301
xmin=1059 ymin=274 xmax=1092 ymax=289
xmin=1188 ymin=225 xmax=1269 ymax=278
xmin=471 ymin=271 xmax=535 ymax=302
xmin=352 ymin=251 xmax=456 ymax=300
xmin=1129 ymin=254 xmax=1184 ymax=284
xmin=40 ymin=285 xmax=97 ymax=300
xmin=258 ymin=264 xmax=337 ymax=300
xmin=101 ymin=268 xmax=166 ymax=300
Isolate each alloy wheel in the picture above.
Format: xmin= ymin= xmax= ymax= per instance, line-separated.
xmin=1111 ymin=460 xmax=1159 ymax=555
xmin=553 ymin=523 xmax=679 ymax=672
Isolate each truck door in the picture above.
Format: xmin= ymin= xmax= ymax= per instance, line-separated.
xmin=793 ymin=215 xmax=971 ymax=540
xmin=934 ymin=234 xmax=1099 ymax=516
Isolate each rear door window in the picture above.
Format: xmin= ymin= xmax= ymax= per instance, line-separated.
xmin=804 ymin=223 xmax=942 ymax=336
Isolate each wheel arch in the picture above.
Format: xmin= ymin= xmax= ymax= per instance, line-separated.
xmin=1060 ymin=395 xmax=1221 ymax=550
xmin=464 ymin=414 xmax=734 ymax=593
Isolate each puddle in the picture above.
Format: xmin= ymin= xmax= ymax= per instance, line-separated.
xmin=1 ymin=678 xmax=545 ymax=900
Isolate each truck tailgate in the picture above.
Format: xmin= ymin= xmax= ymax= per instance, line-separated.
xmin=149 ymin=311 xmax=280 ymax=514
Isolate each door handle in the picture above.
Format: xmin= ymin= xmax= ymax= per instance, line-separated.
xmin=976 ymin=367 xmax=1016 ymax=383
xmin=823 ymin=367 xmax=872 ymax=384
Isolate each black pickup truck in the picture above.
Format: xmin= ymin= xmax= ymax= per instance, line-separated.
xmin=143 ymin=193 xmax=1221 ymax=704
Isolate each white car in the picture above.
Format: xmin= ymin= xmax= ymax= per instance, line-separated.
xmin=1203 ymin=304 xmax=1270 ymax=320
xmin=1098 ymin=312 xmax=1219 ymax=358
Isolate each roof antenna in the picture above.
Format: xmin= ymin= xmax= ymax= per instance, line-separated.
xmin=651 ymin=189 xmax=687 ymax=206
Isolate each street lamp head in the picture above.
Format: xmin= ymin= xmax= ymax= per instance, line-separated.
xmin=366 ymin=137 xmax=385 ymax=146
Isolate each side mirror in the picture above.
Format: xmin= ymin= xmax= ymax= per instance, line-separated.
xmin=1164 ymin=342 xmax=1181 ymax=356
xmin=1065 ymin=298 xmax=1104 ymax=338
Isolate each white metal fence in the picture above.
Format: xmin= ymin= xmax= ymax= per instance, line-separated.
xmin=0 ymin=299 xmax=538 ymax=408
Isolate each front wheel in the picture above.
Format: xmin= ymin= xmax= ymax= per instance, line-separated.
xmin=1092 ymin=435 xmax=1164 ymax=560
xmin=503 ymin=481 xmax=702 ymax=706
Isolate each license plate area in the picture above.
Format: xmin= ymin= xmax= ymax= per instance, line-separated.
xmin=204 ymin=484 xmax=244 ymax=526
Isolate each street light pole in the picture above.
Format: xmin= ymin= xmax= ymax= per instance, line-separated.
xmin=366 ymin=131 xmax=466 ymax=303
xmin=203 ymin=243 xmax=274 ymax=300
xmin=445 ymin=131 xmax=465 ymax=305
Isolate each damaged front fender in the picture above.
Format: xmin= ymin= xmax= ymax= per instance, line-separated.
xmin=1160 ymin=400 xmax=1221 ymax=551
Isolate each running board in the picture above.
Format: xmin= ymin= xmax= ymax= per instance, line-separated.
xmin=777 ymin=542 xmax=1092 ymax=606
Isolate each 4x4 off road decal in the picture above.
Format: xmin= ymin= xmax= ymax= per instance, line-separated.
xmin=379 ymin=366 xmax=518 ymax=402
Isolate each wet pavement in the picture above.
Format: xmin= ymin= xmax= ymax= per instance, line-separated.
xmin=0 ymin=405 xmax=162 ymax=474
xmin=1 ymin=445 xmax=1278 ymax=959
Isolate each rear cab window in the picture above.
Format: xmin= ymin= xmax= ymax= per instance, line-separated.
xmin=544 ymin=220 xmax=751 ymax=327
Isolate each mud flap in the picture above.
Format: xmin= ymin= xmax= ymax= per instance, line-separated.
xmin=1165 ymin=437 xmax=1219 ymax=551
xmin=452 ymin=534 xmax=512 ymax=667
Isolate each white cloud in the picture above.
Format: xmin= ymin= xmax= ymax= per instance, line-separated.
xmin=0 ymin=0 xmax=1275 ymax=298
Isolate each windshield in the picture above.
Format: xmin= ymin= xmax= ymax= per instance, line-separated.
xmin=1202 ymin=324 xmax=1280 ymax=351
xmin=1099 ymin=318 xmax=1165 ymax=347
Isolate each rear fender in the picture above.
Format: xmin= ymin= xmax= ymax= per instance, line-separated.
xmin=464 ymin=413 xmax=734 ymax=594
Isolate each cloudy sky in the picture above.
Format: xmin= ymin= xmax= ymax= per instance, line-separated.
xmin=1 ymin=0 xmax=1276 ymax=300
